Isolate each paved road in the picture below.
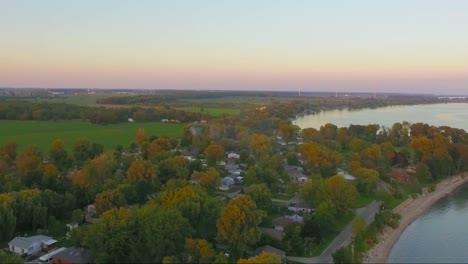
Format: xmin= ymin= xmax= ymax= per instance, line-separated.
xmin=286 ymin=201 xmax=381 ymax=264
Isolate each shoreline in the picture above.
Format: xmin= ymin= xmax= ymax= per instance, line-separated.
xmin=364 ymin=173 xmax=468 ymax=263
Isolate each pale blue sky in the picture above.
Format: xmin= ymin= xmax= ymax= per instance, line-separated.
xmin=1 ymin=0 xmax=468 ymax=94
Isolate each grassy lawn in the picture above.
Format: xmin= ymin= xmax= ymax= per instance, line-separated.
xmin=178 ymin=106 xmax=240 ymax=117
xmin=356 ymin=193 xmax=375 ymax=208
xmin=0 ymin=120 xmax=185 ymax=152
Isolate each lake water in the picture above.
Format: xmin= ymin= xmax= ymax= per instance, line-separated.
xmin=292 ymin=103 xmax=468 ymax=131
xmin=388 ymin=183 xmax=468 ymax=263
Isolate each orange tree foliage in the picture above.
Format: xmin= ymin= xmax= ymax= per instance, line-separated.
xmin=15 ymin=145 xmax=43 ymax=185
xmin=192 ymin=167 xmax=221 ymax=194
xmin=0 ymin=141 xmax=17 ymax=168
xmin=237 ymin=252 xmax=282 ymax=264
xmin=146 ymin=137 xmax=176 ymax=162
xmin=204 ymin=144 xmax=225 ymax=165
xmin=71 ymin=154 xmax=115 ymax=200
xmin=127 ymin=160 xmax=157 ymax=183
xmin=135 ymin=128 xmax=147 ymax=145
xmin=216 ymin=195 xmax=265 ymax=256
xmin=249 ymin=134 xmax=272 ymax=159
xmin=184 ymin=238 xmax=215 ymax=263
xmin=298 ymin=142 xmax=341 ymax=176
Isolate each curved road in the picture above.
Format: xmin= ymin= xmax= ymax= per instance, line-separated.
xmin=286 ymin=201 xmax=381 ymax=263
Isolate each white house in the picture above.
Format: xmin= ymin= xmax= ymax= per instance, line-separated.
xmin=8 ymin=235 xmax=53 ymax=256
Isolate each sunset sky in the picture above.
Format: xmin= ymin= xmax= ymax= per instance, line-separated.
xmin=1 ymin=0 xmax=468 ymax=94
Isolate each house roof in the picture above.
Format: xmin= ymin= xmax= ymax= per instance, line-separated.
xmin=255 ymin=245 xmax=286 ymax=257
xmin=8 ymin=235 xmax=52 ymax=249
xmin=260 ymin=228 xmax=286 ymax=241
xmin=272 ymin=216 xmax=294 ymax=227
xmin=52 ymin=247 xmax=91 ymax=264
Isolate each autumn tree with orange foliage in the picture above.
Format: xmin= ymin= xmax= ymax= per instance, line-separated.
xmin=204 ymin=144 xmax=225 ymax=166
xmin=127 ymin=160 xmax=156 ymax=183
xmin=192 ymin=167 xmax=221 ymax=194
xmin=249 ymin=134 xmax=272 ymax=159
xmin=184 ymin=238 xmax=215 ymax=263
xmin=16 ymin=145 xmax=43 ymax=185
xmin=216 ymin=195 xmax=265 ymax=257
xmin=237 ymin=252 xmax=282 ymax=264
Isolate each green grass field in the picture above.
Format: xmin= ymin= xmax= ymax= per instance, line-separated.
xmin=0 ymin=120 xmax=184 ymax=152
xmin=178 ymin=106 xmax=241 ymax=116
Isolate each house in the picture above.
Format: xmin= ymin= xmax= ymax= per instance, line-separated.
xmin=392 ymin=168 xmax=409 ymax=183
xmin=253 ymin=245 xmax=286 ymax=259
xmin=261 ymin=228 xmax=286 ymax=241
xmin=288 ymin=194 xmax=314 ymax=213
xmin=220 ymin=176 xmax=235 ymax=190
xmin=227 ymin=152 xmax=240 ymax=159
xmin=52 ymin=247 xmax=91 ymax=264
xmin=286 ymin=212 xmax=305 ymax=222
xmin=272 ymin=217 xmax=294 ymax=231
xmin=337 ymin=169 xmax=356 ymax=181
xmin=8 ymin=235 xmax=54 ymax=256
xmin=285 ymin=165 xmax=308 ymax=183
xmin=225 ymin=163 xmax=242 ymax=175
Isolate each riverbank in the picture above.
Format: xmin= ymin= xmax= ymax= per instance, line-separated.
xmin=364 ymin=173 xmax=468 ymax=263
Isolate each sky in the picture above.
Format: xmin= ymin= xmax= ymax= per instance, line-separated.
xmin=1 ymin=0 xmax=468 ymax=94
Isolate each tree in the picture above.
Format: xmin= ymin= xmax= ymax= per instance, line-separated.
xmin=87 ymin=208 xmax=139 ymax=263
xmin=353 ymin=217 xmax=366 ymax=238
xmin=192 ymin=167 xmax=221 ymax=194
xmin=249 ymin=134 xmax=272 ymax=159
xmin=301 ymin=175 xmax=358 ymax=214
xmin=0 ymin=251 xmax=22 ymax=264
xmin=137 ymin=206 xmax=192 ymax=263
xmin=315 ymin=200 xmax=337 ymax=232
xmin=0 ymin=206 xmax=16 ymax=241
xmin=157 ymin=182 xmax=222 ymax=240
xmin=298 ymin=142 xmax=341 ymax=176
xmin=355 ymin=167 xmax=379 ymax=194
xmin=0 ymin=141 xmax=17 ymax=168
xmin=49 ymin=139 xmax=68 ymax=169
xmin=301 ymin=128 xmax=321 ymax=142
xmin=135 ymin=128 xmax=147 ymax=145
xmin=204 ymin=144 xmax=225 ymax=166
xmin=158 ymin=156 xmax=190 ymax=184
xmin=410 ymin=136 xmax=433 ymax=161
xmin=127 ymin=160 xmax=157 ymax=183
xmin=184 ymin=238 xmax=215 ymax=263
xmin=237 ymin=252 xmax=282 ymax=264
xmin=16 ymin=145 xmax=43 ymax=185
xmin=216 ymin=195 xmax=265 ymax=257
xmin=73 ymin=138 xmax=103 ymax=165
xmin=286 ymin=151 xmax=299 ymax=166
xmin=245 ymin=183 xmax=272 ymax=211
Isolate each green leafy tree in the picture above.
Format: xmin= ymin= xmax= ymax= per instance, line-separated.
xmin=245 ymin=183 xmax=272 ymax=211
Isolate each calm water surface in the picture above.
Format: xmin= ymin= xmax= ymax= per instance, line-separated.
xmin=388 ymin=183 xmax=468 ymax=263
xmin=293 ymin=103 xmax=468 ymax=131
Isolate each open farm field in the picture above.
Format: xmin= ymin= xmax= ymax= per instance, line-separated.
xmin=178 ymin=106 xmax=241 ymax=116
xmin=0 ymin=120 xmax=184 ymax=152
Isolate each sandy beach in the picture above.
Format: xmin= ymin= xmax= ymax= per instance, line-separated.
xmin=364 ymin=173 xmax=468 ymax=263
